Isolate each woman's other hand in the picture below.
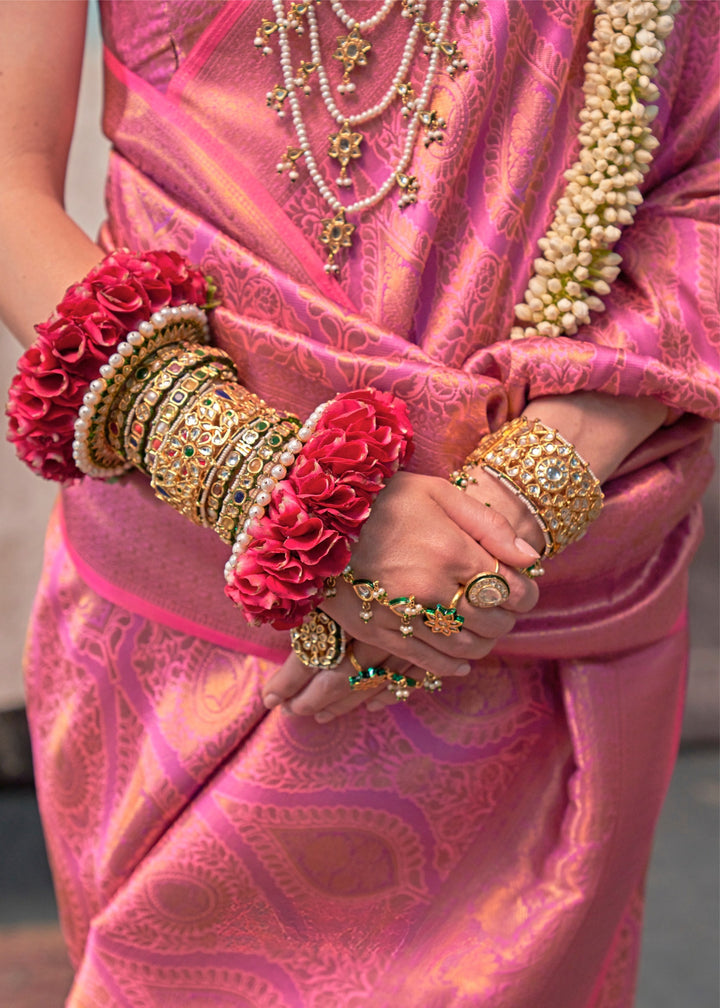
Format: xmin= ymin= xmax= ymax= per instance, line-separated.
xmin=319 ymin=472 xmax=541 ymax=676
xmin=262 ymin=641 xmax=447 ymax=723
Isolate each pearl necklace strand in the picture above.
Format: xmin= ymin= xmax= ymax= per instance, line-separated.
xmin=329 ymin=0 xmax=397 ymax=33
xmin=269 ymin=0 xmax=455 ymax=271
xmin=307 ymin=1 xmax=427 ymax=125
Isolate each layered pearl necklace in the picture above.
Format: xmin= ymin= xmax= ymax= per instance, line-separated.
xmin=258 ymin=0 xmax=473 ymax=274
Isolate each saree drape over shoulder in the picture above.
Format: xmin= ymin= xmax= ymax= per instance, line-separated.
xmin=26 ymin=2 xmax=719 ymax=1006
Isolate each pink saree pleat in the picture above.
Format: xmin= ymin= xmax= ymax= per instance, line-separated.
xmin=25 ymin=2 xmax=719 ymax=1005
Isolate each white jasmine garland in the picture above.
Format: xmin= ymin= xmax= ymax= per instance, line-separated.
xmin=510 ymin=0 xmax=679 ymax=340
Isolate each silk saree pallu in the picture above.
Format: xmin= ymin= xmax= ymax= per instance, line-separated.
xmin=26 ymin=2 xmax=719 ymax=1006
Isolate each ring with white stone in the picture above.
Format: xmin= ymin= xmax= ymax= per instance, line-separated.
xmin=463 ymin=561 xmax=510 ymax=609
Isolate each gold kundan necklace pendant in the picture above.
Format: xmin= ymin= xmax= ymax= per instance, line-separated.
xmin=328 ymin=121 xmax=363 ymax=188
xmin=334 ymin=25 xmax=372 ymax=89
xmin=319 ymin=210 xmax=356 ymax=274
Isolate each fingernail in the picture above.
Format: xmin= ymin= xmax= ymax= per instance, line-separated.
xmin=456 ymin=663 xmax=471 ymax=676
xmin=514 ymin=537 xmax=540 ymax=560
xmin=263 ymin=693 xmax=281 ymax=709
xmin=315 ymin=711 xmax=335 ymax=723
xmin=366 ymin=702 xmax=385 ymax=712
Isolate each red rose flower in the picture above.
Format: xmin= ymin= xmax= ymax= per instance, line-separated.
xmin=288 ymin=455 xmax=374 ymax=538
xmin=15 ymin=337 xmax=59 ymax=377
xmin=145 ymin=250 xmax=209 ymax=306
xmin=81 ymin=312 xmax=126 ymax=351
xmin=317 ymin=390 xmax=413 ymax=476
xmin=94 ymin=275 xmax=152 ymax=328
xmin=51 ymin=289 xmax=98 ymax=323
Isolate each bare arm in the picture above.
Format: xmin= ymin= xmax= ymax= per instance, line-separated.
xmin=0 ymin=0 xmax=103 ymax=347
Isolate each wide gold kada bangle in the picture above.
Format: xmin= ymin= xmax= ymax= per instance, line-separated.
xmin=457 ymin=416 xmax=603 ymax=559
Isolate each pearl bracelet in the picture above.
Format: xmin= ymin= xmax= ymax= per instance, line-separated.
xmin=223 ymin=400 xmax=331 ymax=583
xmin=72 ymin=303 xmax=209 ymax=478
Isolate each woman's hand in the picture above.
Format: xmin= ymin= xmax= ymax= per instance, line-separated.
xmin=261 ymin=470 xmax=548 ymax=722
xmin=262 ymin=640 xmax=435 ymax=723
xmin=262 ymin=470 xmax=543 ymax=722
xmin=319 ymin=472 xmax=541 ymax=676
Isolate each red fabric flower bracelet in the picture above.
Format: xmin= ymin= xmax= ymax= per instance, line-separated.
xmin=5 ymin=250 xmax=413 ymax=629
xmin=224 ymin=389 xmax=413 ymax=628
xmin=7 ymin=249 xmax=212 ymax=483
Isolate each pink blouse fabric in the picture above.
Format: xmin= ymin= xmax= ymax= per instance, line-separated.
xmin=24 ymin=2 xmax=719 ymax=1006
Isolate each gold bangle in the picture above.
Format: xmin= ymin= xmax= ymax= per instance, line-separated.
xmin=150 ymin=383 xmax=281 ymax=523
xmin=82 ymin=323 xmax=213 ymax=473
xmin=121 ymin=348 xmax=235 ymax=468
xmin=198 ymin=437 xmax=252 ymax=528
xmin=191 ymin=390 xmax=294 ymax=528
xmin=212 ymin=421 xmax=301 ymax=542
xmin=106 ymin=342 xmax=181 ymax=458
xmin=126 ymin=359 xmax=236 ymax=470
xmin=144 ymin=372 xmax=233 ymax=475
xmin=460 ymin=416 xmax=603 ymax=558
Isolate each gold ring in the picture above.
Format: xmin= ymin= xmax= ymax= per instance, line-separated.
xmin=464 ymin=560 xmax=510 ymax=608
xmin=289 ymin=609 xmax=347 ymax=668
xmin=347 ymin=644 xmax=390 ymax=692
xmin=423 ymin=588 xmax=465 ymax=636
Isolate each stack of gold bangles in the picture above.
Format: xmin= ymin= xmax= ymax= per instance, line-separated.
xmin=81 ymin=334 xmax=304 ymax=547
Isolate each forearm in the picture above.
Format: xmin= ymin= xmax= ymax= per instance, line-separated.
xmin=0 ymin=0 xmax=97 ymax=348
xmin=522 ymin=392 xmax=669 ymax=483
xmin=0 ymin=184 xmax=102 ymax=348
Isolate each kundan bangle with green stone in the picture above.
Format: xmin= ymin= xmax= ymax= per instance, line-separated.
xmin=73 ymin=303 xmax=212 ymax=478
xmin=149 ymin=385 xmax=294 ymax=526
xmin=118 ymin=348 xmax=236 ymax=468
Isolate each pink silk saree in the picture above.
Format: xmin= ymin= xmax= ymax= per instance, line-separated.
xmin=25 ymin=2 xmax=719 ymax=1006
